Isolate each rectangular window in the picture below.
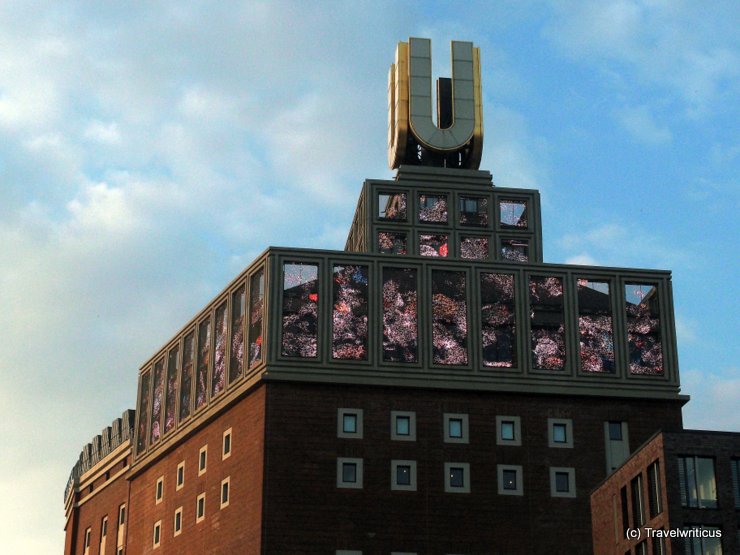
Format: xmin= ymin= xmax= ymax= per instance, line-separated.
xmin=196 ymin=493 xmax=205 ymax=522
xmin=378 ymin=231 xmax=408 ymax=255
xmin=248 ymin=269 xmax=265 ymax=368
xmin=609 ymin=421 xmax=623 ymax=441
xmin=155 ymin=476 xmax=164 ymax=504
xmin=551 ymin=467 xmax=576 ymax=498
xmin=577 ymin=279 xmax=615 ymax=373
xmin=116 ymin=504 xmax=126 ymax=550
xmin=625 ymin=283 xmax=663 ymax=375
xmin=173 ymin=506 xmax=183 ymax=536
xmin=282 ymin=262 xmax=319 ymax=358
xmin=337 ymin=458 xmax=363 ymax=489
xmin=631 ymin=474 xmax=645 ymax=525
xmin=499 ymin=199 xmax=528 ymax=229
xmin=150 ymin=358 xmax=165 ymax=445
xmin=220 ymin=477 xmax=230 ymax=508
xmin=460 ymin=236 xmax=489 ymax=260
xmin=548 ymin=418 xmax=573 ymax=448
xmin=337 ymin=409 xmax=363 ymax=439
xmin=391 ymin=460 xmax=417 ymax=491
xmin=332 ymin=265 xmax=369 ymax=360
xmin=481 ymin=273 xmax=516 ymax=368
xmin=212 ymin=301 xmax=227 ymax=397
xmin=648 ymin=460 xmax=663 ymax=517
xmin=229 ymin=285 xmax=245 ymax=383
xmin=382 ymin=268 xmax=418 ymax=363
xmin=432 ymin=271 xmax=468 ymax=365
xmin=459 ymin=196 xmax=488 ymax=226
xmin=419 ymin=233 xmax=449 ymax=257
xmin=678 ymin=456 xmax=718 ymax=508
xmin=153 ymin=520 xmax=161 ymax=548
xmin=196 ymin=318 xmax=211 ymax=410
xmin=222 ymin=428 xmax=232 ymax=459
xmin=378 ymin=192 xmax=407 ymax=220
xmin=99 ymin=516 xmax=108 ymax=554
xmin=444 ymin=413 xmax=469 ymax=443
xmin=84 ymin=527 xmax=91 ymax=554
xmin=419 ymin=193 xmax=448 ymax=223
xmin=179 ymin=331 xmax=194 ymax=422
xmin=496 ymin=415 xmax=521 ymax=446
xmin=501 ymin=238 xmax=529 ymax=262
xmin=198 ymin=445 xmax=207 ymax=475
xmin=136 ymin=371 xmax=151 ymax=453
xmin=606 ymin=421 xmax=630 ymax=473
xmin=497 ymin=464 xmax=523 ymax=495
xmin=176 ymin=461 xmax=185 ymax=490
xmin=445 ymin=462 xmax=470 ymax=493
xmin=164 ymin=345 xmax=179 ymax=435
xmin=391 ymin=411 xmax=416 ymax=441
xmin=620 ymin=486 xmax=629 ymax=536
xmin=530 ymin=276 xmax=566 ymax=370
xmin=683 ymin=526 xmax=723 ymax=554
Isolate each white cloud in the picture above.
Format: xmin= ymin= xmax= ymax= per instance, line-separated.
xmin=617 ymin=105 xmax=672 ymax=144
xmin=682 ymin=369 xmax=740 ymax=431
xmin=565 ymin=253 xmax=599 ymax=266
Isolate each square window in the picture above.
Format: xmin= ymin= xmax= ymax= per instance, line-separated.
xmin=444 ymin=462 xmax=470 ymax=493
xmin=391 ymin=460 xmax=417 ymax=491
xmin=337 ymin=458 xmax=363 ymax=489
xmin=337 ymin=408 xmax=363 ymax=439
xmin=459 ymin=196 xmax=488 ymax=227
xmin=173 ymin=507 xmax=183 ymax=536
xmin=152 ymin=520 xmax=161 ymax=548
xmin=548 ymin=418 xmax=573 ymax=448
xmin=499 ymin=199 xmax=528 ymax=229
xmin=419 ymin=233 xmax=449 ymax=257
xmin=460 ymin=236 xmax=489 ymax=260
xmin=444 ymin=413 xmax=469 ymax=444
xmin=496 ymin=416 xmax=521 ymax=446
xmin=176 ymin=461 xmax=185 ymax=490
xmin=378 ymin=231 xmax=408 ymax=255
xmin=196 ymin=493 xmax=206 ymax=522
xmin=198 ymin=445 xmax=207 ymax=475
xmin=222 ymin=428 xmax=232 ymax=459
xmin=550 ymin=467 xmax=576 ymax=498
xmin=220 ymin=477 xmax=230 ymax=509
xmin=500 ymin=238 xmax=529 ymax=262
xmin=418 ymin=193 xmax=448 ymax=223
xmin=378 ymin=192 xmax=407 ymax=221
xmin=155 ymin=476 xmax=164 ymax=504
xmin=391 ymin=411 xmax=416 ymax=441
xmin=497 ymin=465 xmax=523 ymax=496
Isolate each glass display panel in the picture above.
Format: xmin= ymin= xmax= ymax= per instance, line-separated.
xmin=530 ymin=276 xmax=566 ymax=370
xmin=377 ymin=231 xmax=407 ymax=255
xmin=282 ymin=262 xmax=319 ymax=358
xmin=136 ymin=371 xmax=150 ymax=453
xmin=332 ymin=265 xmax=369 ymax=360
xmin=501 ymin=238 xmax=529 ymax=262
xmin=577 ymin=279 xmax=615 ymax=372
xmin=196 ymin=318 xmax=211 ymax=410
xmin=164 ymin=346 xmax=178 ymax=434
xmin=212 ymin=302 xmax=227 ymax=397
xmin=229 ymin=286 xmax=245 ymax=383
xmin=460 ymin=236 xmax=489 ymax=260
xmin=382 ymin=267 xmax=418 ymax=362
xmin=459 ymin=196 xmax=488 ymax=226
xmin=481 ymin=273 xmax=516 ymax=368
xmin=625 ymin=283 xmax=663 ymax=375
xmin=150 ymin=358 xmax=164 ymax=444
xmin=500 ymin=199 xmax=528 ymax=228
xmin=179 ymin=332 xmax=194 ymax=421
xmin=432 ymin=270 xmax=468 ymax=365
xmin=378 ymin=192 xmax=407 ymax=220
xmin=418 ymin=193 xmax=448 ymax=223
xmin=248 ymin=269 xmax=265 ymax=367
xmin=419 ymin=233 xmax=448 ymax=257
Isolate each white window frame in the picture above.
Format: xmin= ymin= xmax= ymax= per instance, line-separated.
xmin=196 ymin=492 xmax=206 ymax=523
xmin=391 ymin=460 xmax=417 ymax=491
xmin=496 ymin=415 xmax=521 ymax=446
xmin=391 ymin=411 xmax=416 ymax=441
xmin=443 ymin=413 xmax=469 ymax=444
xmin=198 ymin=445 xmax=207 ymax=476
xmin=337 ymin=457 xmax=363 ymax=489
xmin=176 ymin=461 xmax=185 ymax=490
xmin=497 ymin=464 xmax=523 ymax=496
xmin=173 ymin=506 xmax=183 ymax=537
xmin=155 ymin=475 xmax=164 ymax=504
xmin=222 ymin=428 xmax=232 ymax=460
xmin=337 ymin=408 xmax=364 ymax=439
xmin=548 ymin=418 xmax=573 ymax=448
xmin=220 ymin=476 xmax=231 ymax=509
xmin=152 ymin=520 xmax=161 ymax=549
xmin=550 ymin=466 xmax=577 ymax=498
xmin=444 ymin=462 xmax=470 ymax=493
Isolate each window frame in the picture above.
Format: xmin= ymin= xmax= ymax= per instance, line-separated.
xmin=337 ymin=457 xmax=363 ymax=489
xmin=220 ymin=476 xmax=231 ymax=509
xmin=222 ymin=428 xmax=232 ymax=460
xmin=152 ymin=520 xmax=161 ymax=549
xmin=337 ymin=408 xmax=364 ymax=439
xmin=176 ymin=461 xmax=185 ymax=490
xmin=391 ymin=411 xmax=416 ymax=441
xmin=196 ymin=492 xmax=206 ymax=523
xmin=443 ymin=413 xmax=469 ymax=444
xmin=550 ymin=467 xmax=577 ymax=498
xmin=155 ymin=475 xmax=164 ymax=504
xmin=495 ymin=415 xmax=521 ymax=446
xmin=198 ymin=445 xmax=207 ymax=476
xmin=391 ymin=460 xmax=417 ymax=491
xmin=548 ymin=418 xmax=573 ymax=448
xmin=444 ymin=462 xmax=471 ymax=494
xmin=497 ymin=464 xmax=523 ymax=496
xmin=173 ymin=506 xmax=183 ymax=537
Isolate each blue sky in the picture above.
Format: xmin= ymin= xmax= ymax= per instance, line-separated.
xmin=0 ymin=1 xmax=738 ymax=551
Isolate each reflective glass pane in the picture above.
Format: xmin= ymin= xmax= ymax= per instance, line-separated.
xmin=500 ymin=200 xmax=528 ymax=228
xmin=212 ymin=302 xmax=227 ymax=397
xmin=150 ymin=358 xmax=164 ymax=444
xmin=396 ymin=465 xmax=411 ymax=485
xmin=378 ymin=231 xmax=407 ymax=255
xmin=378 ymin=192 xmax=407 ymax=220
xmin=530 ymin=276 xmax=566 ymax=370
xmin=282 ymin=263 xmax=319 ymax=357
xmin=481 ymin=273 xmax=516 ymax=368
xmin=432 ymin=271 xmax=468 ymax=365
xmin=136 ymin=371 xmax=150 ymax=453
xmin=396 ymin=416 xmax=410 ymax=436
xmin=164 ymin=346 xmax=178 ymax=434
xmin=460 ymin=236 xmax=489 ymax=260
xmin=179 ymin=332 xmax=194 ymax=422
xmin=196 ymin=318 xmax=211 ymax=409
xmin=501 ymin=238 xmax=529 ymax=262
xmin=502 ymin=469 xmax=517 ymax=490
xmin=229 ymin=286 xmax=245 ymax=383
xmin=332 ymin=265 xmax=369 ymax=360
xmin=578 ymin=279 xmax=615 ymax=372
xmin=382 ymin=267 xmax=418 ymax=363
xmin=419 ymin=233 xmax=448 ymax=257
xmin=459 ymin=196 xmax=488 ymax=226
xmin=248 ymin=269 xmax=264 ymax=368
xmin=625 ymin=283 xmax=663 ymax=375
xmin=419 ymin=194 xmax=448 ymax=223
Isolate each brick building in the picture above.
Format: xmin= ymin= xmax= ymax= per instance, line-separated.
xmin=62 ymin=37 xmax=709 ymax=554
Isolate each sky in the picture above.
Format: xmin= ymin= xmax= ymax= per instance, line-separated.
xmin=0 ymin=1 xmax=738 ymax=552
